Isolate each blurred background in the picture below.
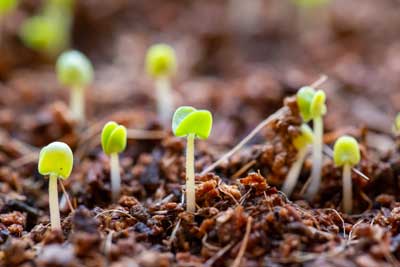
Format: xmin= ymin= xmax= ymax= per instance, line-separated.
xmin=0 ymin=0 xmax=399 ymax=147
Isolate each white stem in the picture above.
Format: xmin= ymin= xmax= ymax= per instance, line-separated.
xmin=342 ymin=164 xmax=353 ymax=214
xmin=49 ymin=174 xmax=61 ymax=230
xmin=186 ymin=134 xmax=196 ymax=213
xmin=282 ymin=147 xmax=309 ymax=197
xmin=305 ymin=116 xmax=323 ymax=201
xmin=70 ymin=86 xmax=85 ymax=124
xmin=110 ymin=153 xmax=121 ymax=202
xmin=155 ymin=77 xmax=173 ymax=127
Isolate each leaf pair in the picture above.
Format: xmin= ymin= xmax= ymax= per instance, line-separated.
xmin=333 ymin=136 xmax=360 ymax=167
xmin=296 ymin=86 xmax=327 ymax=122
xmin=146 ymin=44 xmax=177 ymax=78
xmin=172 ymin=106 xmax=213 ymax=139
xmin=38 ymin=142 xmax=73 ymax=179
xmin=56 ymin=50 xmax=94 ymax=88
xmin=101 ymin=122 xmax=127 ymax=155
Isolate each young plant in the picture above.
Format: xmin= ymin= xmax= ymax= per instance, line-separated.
xmin=38 ymin=141 xmax=73 ymax=230
xmin=297 ymin=86 xmax=327 ymax=200
xmin=146 ymin=43 xmax=177 ymax=127
xmin=56 ymin=50 xmax=94 ymax=124
xmin=282 ymin=124 xmax=313 ymax=197
xmin=333 ymin=136 xmax=360 ymax=213
xmin=392 ymin=113 xmax=400 ymax=136
xmin=172 ymin=106 xmax=213 ymax=213
xmin=101 ymin=121 xmax=127 ymax=202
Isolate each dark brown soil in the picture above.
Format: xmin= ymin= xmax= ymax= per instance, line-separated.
xmin=1 ymin=1 xmax=400 ymax=267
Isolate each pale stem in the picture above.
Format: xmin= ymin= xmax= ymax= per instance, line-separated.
xmin=305 ymin=116 xmax=323 ymax=200
xmin=49 ymin=174 xmax=61 ymax=230
xmin=110 ymin=153 xmax=121 ymax=202
xmin=282 ymin=146 xmax=309 ymax=197
xmin=155 ymin=77 xmax=173 ymax=127
xmin=70 ymin=86 xmax=85 ymax=124
xmin=342 ymin=164 xmax=353 ymax=214
xmin=186 ymin=133 xmax=196 ymax=213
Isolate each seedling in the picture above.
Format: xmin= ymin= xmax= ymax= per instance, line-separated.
xmin=292 ymin=0 xmax=330 ymax=8
xmin=56 ymin=50 xmax=94 ymax=124
xmin=333 ymin=136 xmax=360 ymax=213
xmin=282 ymin=124 xmax=313 ymax=197
xmin=297 ymin=86 xmax=327 ymax=200
xmin=38 ymin=141 xmax=73 ymax=230
xmin=392 ymin=113 xmax=400 ymax=135
xmin=172 ymin=106 xmax=213 ymax=212
xmin=101 ymin=121 xmax=127 ymax=202
xmin=146 ymin=43 xmax=177 ymax=127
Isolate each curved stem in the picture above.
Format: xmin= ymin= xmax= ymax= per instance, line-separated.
xmin=49 ymin=174 xmax=61 ymax=230
xmin=110 ymin=153 xmax=121 ymax=202
xmin=70 ymin=86 xmax=85 ymax=124
xmin=156 ymin=77 xmax=173 ymax=128
xmin=305 ymin=116 xmax=323 ymax=201
xmin=342 ymin=164 xmax=353 ymax=214
xmin=282 ymin=146 xmax=309 ymax=197
xmin=186 ymin=133 xmax=196 ymax=212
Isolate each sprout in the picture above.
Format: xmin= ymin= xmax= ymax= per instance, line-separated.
xmin=282 ymin=124 xmax=313 ymax=197
xmin=101 ymin=121 xmax=127 ymax=202
xmin=392 ymin=113 xmax=400 ymax=135
xmin=0 ymin=0 xmax=18 ymax=16
xmin=56 ymin=50 xmax=94 ymax=124
xmin=297 ymin=86 xmax=327 ymax=201
xmin=145 ymin=44 xmax=177 ymax=127
xmin=172 ymin=106 xmax=213 ymax=212
xmin=333 ymin=136 xmax=360 ymax=213
xmin=38 ymin=141 xmax=73 ymax=230
xmin=292 ymin=0 xmax=330 ymax=8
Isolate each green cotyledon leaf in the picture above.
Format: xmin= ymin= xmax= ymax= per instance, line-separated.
xmin=172 ymin=106 xmax=213 ymax=139
xmin=38 ymin=141 xmax=73 ymax=179
xmin=101 ymin=121 xmax=127 ymax=155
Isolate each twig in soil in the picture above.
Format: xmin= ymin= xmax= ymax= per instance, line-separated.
xmin=103 ymin=230 xmax=114 ymax=260
xmin=324 ymin=208 xmax=346 ymax=238
xmin=359 ymin=190 xmax=373 ymax=210
xmin=218 ymin=181 xmax=240 ymax=206
xmin=201 ymin=107 xmax=288 ymax=175
xmin=95 ymin=209 xmax=135 ymax=220
xmin=232 ymin=216 xmax=253 ymax=267
xmin=203 ymin=241 xmax=234 ymax=267
xmin=232 ymin=160 xmax=256 ymax=179
xmin=165 ymin=218 xmax=181 ymax=248
xmin=59 ymin=180 xmax=75 ymax=212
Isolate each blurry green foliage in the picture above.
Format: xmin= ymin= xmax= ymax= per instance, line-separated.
xmin=0 ymin=0 xmax=18 ymax=16
xmin=292 ymin=0 xmax=330 ymax=8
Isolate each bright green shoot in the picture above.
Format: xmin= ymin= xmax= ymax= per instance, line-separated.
xmin=172 ymin=106 xmax=213 ymax=212
xmin=0 ymin=0 xmax=18 ymax=16
xmin=38 ymin=141 xmax=73 ymax=230
xmin=392 ymin=113 xmax=400 ymax=135
xmin=56 ymin=50 xmax=94 ymax=124
xmin=146 ymin=43 xmax=177 ymax=127
xmin=333 ymin=135 xmax=360 ymax=214
xmin=292 ymin=0 xmax=330 ymax=8
xmin=282 ymin=124 xmax=313 ymax=197
xmin=297 ymin=86 xmax=327 ymax=201
xmin=101 ymin=121 xmax=127 ymax=202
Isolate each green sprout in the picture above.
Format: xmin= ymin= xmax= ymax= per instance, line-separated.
xmin=282 ymin=124 xmax=313 ymax=197
xmin=0 ymin=0 xmax=18 ymax=16
xmin=333 ymin=136 xmax=360 ymax=213
xmin=145 ymin=43 xmax=177 ymax=127
xmin=38 ymin=141 xmax=73 ymax=230
xmin=172 ymin=106 xmax=213 ymax=212
xmin=101 ymin=121 xmax=127 ymax=202
xmin=297 ymin=86 xmax=327 ymax=201
xmin=292 ymin=0 xmax=330 ymax=8
xmin=56 ymin=50 xmax=94 ymax=124
xmin=392 ymin=113 xmax=400 ymax=135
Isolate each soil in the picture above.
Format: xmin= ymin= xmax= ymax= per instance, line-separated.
xmin=1 ymin=1 xmax=400 ymax=267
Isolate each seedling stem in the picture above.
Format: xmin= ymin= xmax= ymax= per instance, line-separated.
xmin=49 ymin=174 xmax=61 ymax=230
xmin=186 ymin=133 xmax=196 ymax=212
xmin=156 ymin=77 xmax=173 ymax=127
xmin=110 ymin=152 xmax=121 ymax=202
xmin=342 ymin=164 xmax=352 ymax=213
xmin=282 ymin=146 xmax=309 ymax=196
xmin=306 ymin=116 xmax=323 ymax=200
xmin=70 ymin=86 xmax=84 ymax=123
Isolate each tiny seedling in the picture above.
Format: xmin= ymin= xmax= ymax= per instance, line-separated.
xmin=56 ymin=50 xmax=94 ymax=124
xmin=297 ymin=86 xmax=327 ymax=200
xmin=101 ymin=121 xmax=127 ymax=202
xmin=38 ymin=141 xmax=73 ymax=230
xmin=172 ymin=106 xmax=213 ymax=212
xmin=146 ymin=43 xmax=177 ymax=127
xmin=282 ymin=124 xmax=313 ymax=197
xmin=333 ymin=135 xmax=360 ymax=214
xmin=392 ymin=113 xmax=400 ymax=135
